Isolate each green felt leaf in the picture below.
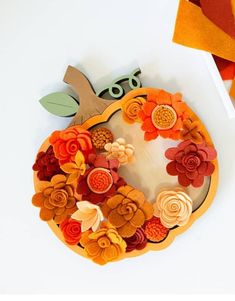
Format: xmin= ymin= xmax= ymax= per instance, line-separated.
xmin=39 ymin=92 xmax=79 ymax=117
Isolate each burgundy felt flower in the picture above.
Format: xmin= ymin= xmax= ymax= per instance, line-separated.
xmin=32 ymin=146 xmax=63 ymax=181
xmin=165 ymin=140 xmax=217 ymax=187
xmin=124 ymin=228 xmax=147 ymax=252
xmin=77 ymin=154 xmax=126 ymax=204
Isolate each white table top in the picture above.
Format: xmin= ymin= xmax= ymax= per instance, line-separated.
xmin=0 ymin=0 xmax=235 ymax=294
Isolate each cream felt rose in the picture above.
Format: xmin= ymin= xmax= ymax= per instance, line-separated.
xmin=153 ymin=188 xmax=192 ymax=228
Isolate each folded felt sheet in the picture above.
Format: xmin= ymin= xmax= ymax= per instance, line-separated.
xmin=173 ymin=0 xmax=235 ymax=63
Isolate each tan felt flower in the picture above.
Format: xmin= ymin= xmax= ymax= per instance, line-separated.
xmin=101 ymin=185 xmax=153 ymax=238
xmin=71 ymin=201 xmax=103 ymax=232
xmin=32 ymin=174 xmax=77 ymax=224
xmin=104 ymin=138 xmax=135 ymax=165
xmin=80 ymin=222 xmax=126 ymax=265
xmin=91 ymin=127 xmax=113 ymax=150
xmin=154 ymin=188 xmax=192 ymax=228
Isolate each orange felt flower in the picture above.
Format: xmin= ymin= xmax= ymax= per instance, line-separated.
xmin=32 ymin=175 xmax=77 ymax=224
xmin=60 ymin=218 xmax=82 ymax=245
xmin=139 ymin=90 xmax=189 ymax=141
xmin=101 ymin=185 xmax=153 ymax=238
xmin=122 ymin=96 xmax=146 ymax=124
xmin=80 ymin=222 xmax=126 ymax=265
xmin=144 ymin=217 xmax=169 ymax=242
xmin=49 ymin=125 xmax=93 ymax=165
xmin=180 ymin=119 xmax=204 ymax=144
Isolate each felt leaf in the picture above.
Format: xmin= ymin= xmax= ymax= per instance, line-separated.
xmin=67 ymin=172 xmax=80 ymax=184
xmin=39 ymin=92 xmax=79 ymax=117
xmin=61 ymin=162 xmax=78 ymax=174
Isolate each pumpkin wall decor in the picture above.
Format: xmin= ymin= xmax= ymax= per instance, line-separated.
xmin=32 ymin=66 xmax=218 ymax=265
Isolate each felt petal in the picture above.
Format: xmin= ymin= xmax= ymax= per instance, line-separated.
xmin=141 ymin=118 xmax=156 ymax=132
xmin=165 ymin=147 xmax=179 ymax=160
xmin=118 ymin=222 xmax=137 ymax=238
xmin=127 ymin=190 xmax=145 ymax=206
xmin=166 ymin=161 xmax=178 ymax=175
xmin=51 ymin=174 xmax=67 ymax=185
xmin=110 ymin=170 xmax=119 ymax=183
xmin=109 ymin=158 xmax=119 ymax=170
xmin=157 ymin=90 xmax=172 ymax=105
xmin=75 ymin=150 xmax=85 ymax=166
xmin=204 ymin=162 xmax=215 ymax=176
xmin=142 ymin=102 xmax=156 ymax=116
xmin=66 ymin=172 xmax=80 ymax=184
xmin=140 ymin=201 xmax=154 ymax=220
xmin=89 ymin=192 xmax=105 ymax=204
xmin=60 ymin=163 xmax=78 ymax=174
xmin=176 ymin=162 xmax=186 ymax=173
xmin=107 ymin=194 xmax=124 ymax=209
xmin=130 ymin=209 xmax=145 ymax=227
xmin=192 ymin=175 xmax=205 ymax=187
xmin=178 ymin=173 xmax=191 ymax=187
xmin=186 ymin=170 xmax=199 ymax=180
xmin=144 ymin=131 xmax=159 ymax=141
xmin=138 ymin=109 xmax=148 ymax=121
xmin=39 ymin=208 xmax=54 ymax=221
xmin=94 ymin=155 xmax=109 ymax=168
xmin=118 ymin=185 xmax=134 ymax=197
xmin=86 ymin=241 xmax=101 ymax=257
xmin=158 ymin=130 xmax=172 ymax=139
xmin=77 ymin=178 xmax=89 ymax=194
xmin=102 ymin=245 xmax=118 ymax=262
xmin=32 ymin=193 xmax=44 ymax=207
xmin=108 ymin=209 xmax=127 ymax=227
xmin=101 ymin=201 xmax=111 ymax=217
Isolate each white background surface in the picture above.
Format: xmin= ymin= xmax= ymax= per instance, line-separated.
xmin=0 ymin=0 xmax=235 ymax=294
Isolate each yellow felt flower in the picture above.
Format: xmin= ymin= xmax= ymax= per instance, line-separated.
xmin=60 ymin=151 xmax=86 ymax=184
xmin=71 ymin=201 xmax=103 ymax=232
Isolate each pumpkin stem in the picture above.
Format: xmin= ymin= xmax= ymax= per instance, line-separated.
xmin=63 ymin=66 xmax=114 ymax=127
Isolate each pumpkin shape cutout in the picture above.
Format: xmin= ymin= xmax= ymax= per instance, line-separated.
xmin=32 ymin=66 xmax=218 ymax=265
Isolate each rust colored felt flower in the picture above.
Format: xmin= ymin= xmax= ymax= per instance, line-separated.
xmin=32 ymin=146 xmax=63 ymax=181
xmin=124 ymin=228 xmax=147 ymax=252
xmin=165 ymin=140 xmax=217 ymax=187
xmin=60 ymin=218 xmax=82 ymax=245
xmin=80 ymin=222 xmax=126 ymax=265
xmin=49 ymin=125 xmax=93 ymax=165
xmin=139 ymin=90 xmax=189 ymax=141
xmin=32 ymin=174 xmax=78 ymax=223
xmin=180 ymin=119 xmax=204 ymax=144
xmin=101 ymin=185 xmax=153 ymax=238
xmin=144 ymin=217 xmax=169 ymax=242
xmin=122 ymin=96 xmax=146 ymax=124
xmin=77 ymin=154 xmax=126 ymax=204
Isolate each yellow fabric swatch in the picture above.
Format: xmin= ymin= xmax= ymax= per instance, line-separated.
xmin=173 ymin=0 xmax=235 ymax=63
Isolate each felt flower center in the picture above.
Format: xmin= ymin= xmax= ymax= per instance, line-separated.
xmin=151 ymin=105 xmax=177 ymax=130
xmin=182 ymin=154 xmax=201 ymax=171
xmin=98 ymin=236 xmax=110 ymax=248
xmin=87 ymin=168 xmax=113 ymax=194
xmin=50 ymin=189 xmax=68 ymax=207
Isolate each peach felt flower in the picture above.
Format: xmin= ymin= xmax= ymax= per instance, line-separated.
xmin=80 ymin=222 xmax=126 ymax=265
xmin=101 ymin=185 xmax=153 ymax=238
xmin=32 ymin=174 xmax=77 ymax=223
xmin=139 ymin=90 xmax=189 ymax=141
xmin=104 ymin=138 xmax=135 ymax=165
xmin=71 ymin=201 xmax=103 ymax=232
xmin=122 ymin=96 xmax=146 ymax=124
xmin=49 ymin=125 xmax=93 ymax=165
xmin=60 ymin=150 xmax=86 ymax=184
xmin=154 ymin=188 xmax=192 ymax=228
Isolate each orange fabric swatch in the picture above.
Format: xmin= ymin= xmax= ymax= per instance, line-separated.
xmin=173 ymin=0 xmax=235 ymax=63
xmin=230 ymin=78 xmax=235 ymax=99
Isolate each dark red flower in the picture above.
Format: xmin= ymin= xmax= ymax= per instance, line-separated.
xmin=124 ymin=228 xmax=147 ymax=252
xmin=60 ymin=218 xmax=82 ymax=245
xmin=77 ymin=154 xmax=126 ymax=204
xmin=165 ymin=140 xmax=217 ymax=187
xmin=32 ymin=146 xmax=63 ymax=181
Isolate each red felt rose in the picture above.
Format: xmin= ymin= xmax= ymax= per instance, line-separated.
xmin=60 ymin=218 xmax=82 ymax=245
xmin=165 ymin=140 xmax=217 ymax=187
xmin=49 ymin=125 xmax=93 ymax=165
xmin=124 ymin=228 xmax=147 ymax=252
xmin=32 ymin=146 xmax=63 ymax=181
xmin=77 ymin=154 xmax=126 ymax=204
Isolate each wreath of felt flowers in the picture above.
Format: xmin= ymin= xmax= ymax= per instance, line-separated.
xmin=32 ymin=88 xmax=217 ymax=265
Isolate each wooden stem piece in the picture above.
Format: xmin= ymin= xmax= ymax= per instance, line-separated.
xmin=63 ymin=66 xmax=114 ymax=126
